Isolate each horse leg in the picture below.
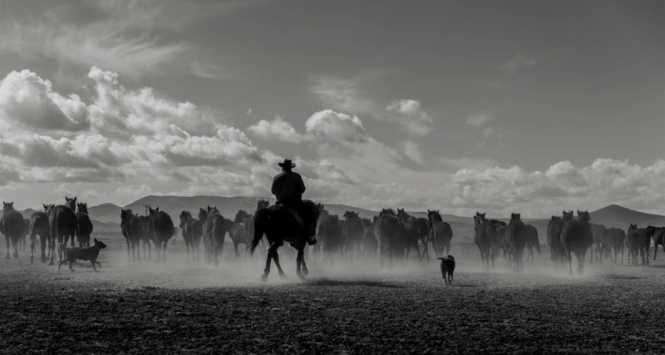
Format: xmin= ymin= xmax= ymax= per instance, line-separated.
xmin=263 ymin=244 xmax=277 ymax=281
xmin=296 ymin=247 xmax=307 ymax=279
xmin=273 ymin=248 xmax=286 ymax=279
xmin=5 ymin=235 xmax=10 ymax=259
xmin=233 ymin=241 xmax=239 ymax=258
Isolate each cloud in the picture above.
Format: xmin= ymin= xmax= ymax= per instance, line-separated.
xmin=465 ymin=112 xmax=494 ymax=127
xmin=305 ymin=109 xmax=368 ymax=144
xmin=190 ymin=61 xmax=227 ymax=80
xmin=403 ymin=141 xmax=424 ymax=164
xmin=248 ymin=117 xmax=303 ymax=143
xmin=503 ymin=53 xmax=537 ymax=74
xmin=309 ymin=76 xmax=374 ymax=114
xmin=385 ymin=99 xmax=433 ymax=136
xmin=0 ymin=70 xmax=90 ymax=132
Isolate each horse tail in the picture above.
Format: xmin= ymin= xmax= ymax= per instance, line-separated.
xmin=250 ymin=210 xmax=265 ymax=255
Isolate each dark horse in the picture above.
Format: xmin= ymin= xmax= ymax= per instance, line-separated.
xmin=29 ymin=208 xmax=50 ymax=263
xmin=427 ymin=210 xmax=453 ymax=257
xmin=547 ymin=216 xmax=564 ymax=263
xmin=121 ymin=209 xmax=144 ymax=262
xmin=147 ymin=207 xmax=175 ymax=262
xmin=560 ymin=210 xmax=594 ymax=275
xmin=506 ymin=213 xmax=536 ymax=271
xmin=48 ymin=197 xmax=78 ymax=264
xmin=474 ymin=212 xmax=497 ymax=270
xmin=228 ymin=210 xmax=253 ymax=257
xmin=180 ymin=210 xmax=203 ymax=262
xmin=2 ymin=202 xmax=26 ymax=259
xmin=374 ymin=209 xmax=410 ymax=262
xmin=76 ymin=203 xmax=94 ymax=248
xmin=251 ymin=200 xmax=321 ymax=280
xmin=201 ymin=206 xmax=232 ymax=266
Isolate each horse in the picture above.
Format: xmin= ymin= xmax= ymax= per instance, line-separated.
xmin=474 ymin=213 xmax=499 ymax=270
xmin=147 ymin=207 xmax=175 ymax=262
xmin=374 ymin=209 xmax=410 ymax=263
xmin=121 ymin=209 xmax=144 ymax=262
xmin=251 ymin=200 xmax=321 ymax=280
xmin=1 ymin=202 xmax=26 ymax=259
xmin=560 ymin=210 xmax=594 ymax=275
xmin=201 ymin=206 xmax=231 ymax=266
xmin=396 ymin=209 xmax=425 ymax=259
xmin=606 ymin=227 xmax=626 ymax=264
xmin=547 ymin=216 xmax=564 ymax=263
xmin=179 ymin=210 xmax=203 ymax=262
xmin=523 ymin=223 xmax=540 ymax=263
xmin=360 ymin=217 xmax=378 ymax=256
xmin=626 ymin=224 xmax=650 ymax=265
xmin=76 ymin=203 xmax=94 ymax=248
xmin=590 ymin=224 xmax=609 ymax=263
xmin=646 ymin=226 xmax=665 ymax=261
xmin=427 ymin=210 xmax=453 ymax=257
xmin=506 ymin=213 xmax=530 ymax=271
xmin=48 ymin=197 xmax=78 ymax=264
xmin=317 ymin=208 xmax=344 ymax=256
xmin=228 ymin=210 xmax=253 ymax=257
xmin=29 ymin=209 xmax=50 ymax=263
xmin=342 ymin=211 xmax=365 ymax=258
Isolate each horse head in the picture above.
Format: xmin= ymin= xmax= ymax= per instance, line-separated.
xmin=3 ymin=201 xmax=14 ymax=212
xmin=65 ymin=196 xmax=77 ymax=210
xmin=427 ymin=210 xmax=442 ymax=222
xmin=577 ymin=210 xmax=590 ymax=223
xmin=562 ymin=211 xmax=574 ymax=221
xmin=235 ymin=209 xmax=250 ymax=223
xmin=510 ymin=213 xmax=521 ymax=221
xmin=77 ymin=203 xmax=88 ymax=214
xmin=343 ymin=210 xmax=359 ymax=221
xmin=198 ymin=208 xmax=208 ymax=221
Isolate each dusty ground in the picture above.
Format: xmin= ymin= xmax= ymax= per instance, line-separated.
xmin=1 ymin=237 xmax=665 ymax=354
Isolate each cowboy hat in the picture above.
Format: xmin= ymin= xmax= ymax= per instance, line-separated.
xmin=278 ymin=159 xmax=296 ymax=168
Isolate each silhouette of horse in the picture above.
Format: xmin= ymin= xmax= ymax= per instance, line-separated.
xmin=646 ymin=226 xmax=665 ymax=261
xmin=560 ymin=210 xmax=594 ymax=275
xmin=360 ymin=217 xmax=378 ymax=256
xmin=505 ymin=213 xmax=530 ymax=271
xmin=180 ymin=210 xmax=203 ymax=262
xmin=2 ymin=202 xmax=25 ymax=259
xmin=48 ymin=197 xmax=78 ymax=264
xmin=590 ymin=224 xmax=610 ymax=263
xmin=201 ymin=206 xmax=231 ymax=266
xmin=474 ymin=212 xmax=498 ymax=270
xmin=76 ymin=203 xmax=94 ymax=248
xmin=375 ymin=209 xmax=410 ymax=262
xmin=147 ymin=207 xmax=175 ymax=262
xmin=396 ymin=209 xmax=425 ymax=259
xmin=427 ymin=210 xmax=453 ymax=257
xmin=251 ymin=200 xmax=321 ymax=280
xmin=228 ymin=210 xmax=253 ymax=257
xmin=547 ymin=216 xmax=564 ymax=263
xmin=342 ymin=211 xmax=365 ymax=257
xmin=317 ymin=209 xmax=344 ymax=256
xmin=606 ymin=227 xmax=626 ymax=264
xmin=29 ymin=209 xmax=50 ymax=263
xmin=523 ymin=223 xmax=540 ymax=263
xmin=121 ymin=209 xmax=144 ymax=262
xmin=626 ymin=224 xmax=650 ymax=265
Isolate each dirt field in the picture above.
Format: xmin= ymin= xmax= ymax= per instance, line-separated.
xmin=1 ymin=237 xmax=665 ymax=354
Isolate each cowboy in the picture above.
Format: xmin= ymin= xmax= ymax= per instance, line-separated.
xmin=271 ymin=159 xmax=316 ymax=245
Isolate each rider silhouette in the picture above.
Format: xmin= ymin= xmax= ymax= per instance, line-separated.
xmin=271 ymin=159 xmax=316 ymax=245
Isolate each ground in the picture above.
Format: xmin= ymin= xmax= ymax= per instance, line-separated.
xmin=1 ymin=238 xmax=665 ymax=354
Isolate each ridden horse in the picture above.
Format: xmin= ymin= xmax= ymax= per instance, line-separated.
xmin=179 ymin=210 xmax=203 ymax=262
xmin=251 ymin=200 xmax=321 ymax=280
xmin=560 ymin=211 xmax=594 ymax=275
xmin=2 ymin=202 xmax=26 ymax=259
xmin=427 ymin=210 xmax=453 ymax=257
xmin=76 ymin=203 xmax=94 ymax=248
xmin=147 ymin=207 xmax=175 ymax=262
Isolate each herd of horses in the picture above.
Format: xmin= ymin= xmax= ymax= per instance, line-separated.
xmin=1 ymin=198 xmax=93 ymax=264
xmin=2 ymin=197 xmax=664 ymax=278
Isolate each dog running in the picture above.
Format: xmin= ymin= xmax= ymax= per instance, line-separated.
xmin=437 ymin=255 xmax=455 ymax=285
xmin=58 ymin=239 xmax=107 ymax=272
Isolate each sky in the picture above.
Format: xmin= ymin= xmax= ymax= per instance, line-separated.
xmin=0 ymin=0 xmax=663 ymax=217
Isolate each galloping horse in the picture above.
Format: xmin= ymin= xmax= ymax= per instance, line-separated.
xmin=251 ymin=200 xmax=321 ymax=280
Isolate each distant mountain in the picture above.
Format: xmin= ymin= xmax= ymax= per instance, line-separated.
xmin=590 ymin=204 xmax=665 ymax=228
xmin=88 ymin=203 xmax=122 ymax=223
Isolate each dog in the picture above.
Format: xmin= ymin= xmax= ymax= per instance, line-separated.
xmin=58 ymin=239 xmax=107 ymax=272
xmin=437 ymin=255 xmax=455 ymax=285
